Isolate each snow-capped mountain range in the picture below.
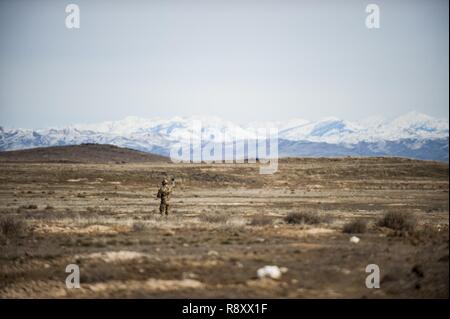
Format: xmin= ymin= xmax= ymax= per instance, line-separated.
xmin=1 ymin=111 xmax=448 ymax=161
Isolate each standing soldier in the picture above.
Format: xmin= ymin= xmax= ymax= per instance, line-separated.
xmin=157 ymin=178 xmax=175 ymax=215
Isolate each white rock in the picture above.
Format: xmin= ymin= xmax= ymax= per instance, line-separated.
xmin=350 ymin=236 xmax=360 ymax=244
xmin=207 ymin=250 xmax=219 ymax=256
xmin=257 ymin=265 xmax=283 ymax=279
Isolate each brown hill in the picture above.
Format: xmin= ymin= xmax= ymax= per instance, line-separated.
xmin=0 ymin=144 xmax=169 ymax=163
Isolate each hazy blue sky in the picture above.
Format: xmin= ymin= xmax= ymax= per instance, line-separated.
xmin=0 ymin=0 xmax=448 ymax=128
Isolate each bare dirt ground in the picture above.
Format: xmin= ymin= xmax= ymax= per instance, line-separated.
xmin=0 ymin=151 xmax=448 ymax=298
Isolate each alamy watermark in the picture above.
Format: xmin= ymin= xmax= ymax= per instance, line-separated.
xmin=65 ymin=4 xmax=80 ymax=29
xmin=64 ymin=4 xmax=379 ymax=30
xmin=365 ymin=264 xmax=380 ymax=289
xmin=65 ymin=264 xmax=80 ymax=289
xmin=365 ymin=4 xmax=380 ymax=29
xmin=169 ymin=121 xmax=278 ymax=174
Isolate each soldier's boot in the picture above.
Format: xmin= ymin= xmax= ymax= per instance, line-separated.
xmin=165 ymin=204 xmax=170 ymax=216
xmin=159 ymin=203 xmax=165 ymax=215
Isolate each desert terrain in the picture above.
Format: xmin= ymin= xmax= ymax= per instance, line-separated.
xmin=0 ymin=144 xmax=448 ymax=298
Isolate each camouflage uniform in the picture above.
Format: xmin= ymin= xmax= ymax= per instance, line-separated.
xmin=157 ymin=179 xmax=173 ymax=215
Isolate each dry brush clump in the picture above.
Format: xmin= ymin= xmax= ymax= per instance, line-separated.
xmin=284 ymin=212 xmax=328 ymax=225
xmin=342 ymin=219 xmax=367 ymax=234
xmin=406 ymin=224 xmax=449 ymax=245
xmin=0 ymin=216 xmax=28 ymax=241
xmin=377 ymin=211 xmax=417 ymax=232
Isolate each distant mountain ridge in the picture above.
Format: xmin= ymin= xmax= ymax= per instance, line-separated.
xmin=1 ymin=111 xmax=448 ymax=161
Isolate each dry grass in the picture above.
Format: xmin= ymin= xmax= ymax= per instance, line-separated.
xmin=284 ymin=212 xmax=325 ymax=225
xmin=132 ymin=221 xmax=147 ymax=232
xmin=225 ymin=217 xmax=247 ymax=228
xmin=249 ymin=215 xmax=273 ymax=226
xmin=0 ymin=156 xmax=448 ymax=298
xmin=19 ymin=204 xmax=38 ymax=210
xmin=199 ymin=213 xmax=229 ymax=224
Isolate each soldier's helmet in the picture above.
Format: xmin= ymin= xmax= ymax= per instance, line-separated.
xmin=162 ymin=179 xmax=169 ymax=185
